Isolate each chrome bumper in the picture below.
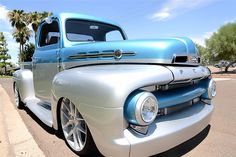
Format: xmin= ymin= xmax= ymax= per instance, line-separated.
xmin=124 ymin=102 xmax=214 ymax=157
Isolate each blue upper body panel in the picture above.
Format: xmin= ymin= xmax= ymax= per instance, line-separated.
xmin=35 ymin=13 xmax=199 ymax=66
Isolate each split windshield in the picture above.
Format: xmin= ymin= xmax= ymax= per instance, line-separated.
xmin=66 ymin=19 xmax=125 ymax=42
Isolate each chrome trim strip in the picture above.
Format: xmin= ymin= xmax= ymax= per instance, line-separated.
xmin=62 ymin=59 xmax=173 ymax=69
xmin=68 ymin=51 xmax=136 ymax=59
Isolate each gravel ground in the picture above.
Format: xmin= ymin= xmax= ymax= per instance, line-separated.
xmin=209 ymin=66 xmax=236 ymax=79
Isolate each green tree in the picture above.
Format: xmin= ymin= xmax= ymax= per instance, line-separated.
xmin=206 ymin=22 xmax=236 ymax=72
xmin=8 ymin=10 xmax=52 ymax=63
xmin=26 ymin=11 xmax=40 ymax=36
xmin=196 ymin=44 xmax=210 ymax=65
xmin=21 ymin=42 xmax=35 ymax=62
xmin=0 ymin=32 xmax=11 ymax=75
xmin=8 ymin=10 xmax=30 ymax=62
xmin=8 ymin=10 xmax=26 ymax=30
xmin=27 ymin=11 xmax=52 ymax=37
xmin=12 ymin=26 xmax=31 ymax=62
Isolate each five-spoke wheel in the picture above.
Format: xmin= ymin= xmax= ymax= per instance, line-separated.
xmin=60 ymin=98 xmax=98 ymax=155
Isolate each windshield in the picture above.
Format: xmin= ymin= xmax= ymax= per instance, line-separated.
xmin=66 ymin=19 xmax=125 ymax=42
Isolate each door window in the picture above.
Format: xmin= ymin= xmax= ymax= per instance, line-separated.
xmin=39 ymin=21 xmax=60 ymax=47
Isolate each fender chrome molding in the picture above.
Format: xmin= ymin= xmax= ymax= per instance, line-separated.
xmin=68 ymin=50 xmax=136 ymax=60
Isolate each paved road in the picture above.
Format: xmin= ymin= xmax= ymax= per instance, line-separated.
xmin=0 ymin=79 xmax=77 ymax=157
xmin=0 ymin=84 xmax=44 ymax=157
xmin=0 ymin=78 xmax=236 ymax=157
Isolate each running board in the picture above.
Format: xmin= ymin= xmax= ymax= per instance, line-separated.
xmin=25 ymin=98 xmax=53 ymax=127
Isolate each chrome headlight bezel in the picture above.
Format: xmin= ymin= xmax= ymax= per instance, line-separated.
xmin=208 ymin=79 xmax=216 ymax=99
xmin=135 ymin=92 xmax=158 ymax=125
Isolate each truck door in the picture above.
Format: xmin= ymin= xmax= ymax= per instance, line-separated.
xmin=32 ymin=19 xmax=61 ymax=102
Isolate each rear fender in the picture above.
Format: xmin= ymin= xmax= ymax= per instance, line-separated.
xmin=13 ymin=69 xmax=35 ymax=102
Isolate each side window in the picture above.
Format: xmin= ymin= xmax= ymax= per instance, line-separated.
xmin=106 ymin=30 xmax=123 ymax=41
xmin=39 ymin=21 xmax=60 ymax=47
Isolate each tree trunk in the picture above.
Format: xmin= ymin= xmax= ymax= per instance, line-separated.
xmin=19 ymin=43 xmax=24 ymax=63
xmin=34 ymin=31 xmax=37 ymax=43
xmin=225 ymin=61 xmax=236 ymax=72
xmin=19 ymin=43 xmax=22 ymax=63
xmin=4 ymin=61 xmax=7 ymax=75
xmin=22 ymin=44 xmax=25 ymax=62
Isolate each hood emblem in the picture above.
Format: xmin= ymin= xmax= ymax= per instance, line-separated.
xmin=114 ymin=49 xmax=123 ymax=60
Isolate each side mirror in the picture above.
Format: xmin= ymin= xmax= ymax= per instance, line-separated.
xmin=45 ymin=17 xmax=53 ymax=24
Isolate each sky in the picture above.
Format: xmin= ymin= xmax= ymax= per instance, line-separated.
xmin=0 ymin=0 xmax=235 ymax=64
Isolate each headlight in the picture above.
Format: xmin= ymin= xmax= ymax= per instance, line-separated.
xmin=201 ymin=78 xmax=216 ymax=100
xmin=208 ymin=79 xmax=216 ymax=99
xmin=125 ymin=91 xmax=158 ymax=126
xmin=140 ymin=95 xmax=158 ymax=123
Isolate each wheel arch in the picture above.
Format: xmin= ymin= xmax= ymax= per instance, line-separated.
xmin=12 ymin=69 xmax=35 ymax=102
xmin=52 ymin=95 xmax=94 ymax=134
xmin=53 ymin=97 xmax=64 ymax=131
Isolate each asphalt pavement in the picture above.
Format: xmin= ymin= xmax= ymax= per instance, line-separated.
xmin=0 ymin=78 xmax=235 ymax=157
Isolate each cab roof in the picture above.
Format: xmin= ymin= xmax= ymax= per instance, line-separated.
xmin=52 ymin=13 xmax=121 ymax=27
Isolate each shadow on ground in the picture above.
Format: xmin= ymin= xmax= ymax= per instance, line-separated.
xmin=20 ymin=106 xmax=57 ymax=134
xmin=211 ymin=68 xmax=236 ymax=74
xmin=152 ymin=125 xmax=211 ymax=157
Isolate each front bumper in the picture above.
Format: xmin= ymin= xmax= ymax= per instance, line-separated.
xmin=124 ymin=102 xmax=214 ymax=157
xmin=81 ymin=101 xmax=213 ymax=157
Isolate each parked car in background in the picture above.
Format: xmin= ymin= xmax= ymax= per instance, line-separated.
xmin=214 ymin=60 xmax=229 ymax=68
xmin=214 ymin=60 xmax=236 ymax=68
xmin=13 ymin=13 xmax=216 ymax=157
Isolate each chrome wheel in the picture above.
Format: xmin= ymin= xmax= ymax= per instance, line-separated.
xmin=60 ymin=98 xmax=87 ymax=152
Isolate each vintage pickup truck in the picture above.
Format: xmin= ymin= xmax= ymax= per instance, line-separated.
xmin=13 ymin=13 xmax=216 ymax=157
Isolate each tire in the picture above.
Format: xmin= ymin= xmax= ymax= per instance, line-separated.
xmin=60 ymin=98 xmax=99 ymax=156
xmin=14 ymin=84 xmax=24 ymax=109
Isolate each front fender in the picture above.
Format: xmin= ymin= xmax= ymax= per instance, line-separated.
xmin=51 ymin=64 xmax=173 ymax=108
xmin=51 ymin=64 xmax=173 ymax=156
xmin=52 ymin=65 xmax=173 ymax=128
xmin=51 ymin=64 xmax=172 ymax=129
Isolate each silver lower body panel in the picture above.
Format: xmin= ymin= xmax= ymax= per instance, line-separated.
xmin=124 ymin=102 xmax=214 ymax=157
xmin=26 ymin=98 xmax=53 ymax=127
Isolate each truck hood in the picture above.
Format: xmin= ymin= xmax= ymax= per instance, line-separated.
xmin=61 ymin=37 xmax=200 ymax=69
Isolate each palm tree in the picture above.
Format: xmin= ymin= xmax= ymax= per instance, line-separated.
xmin=41 ymin=11 xmax=52 ymax=19
xmin=8 ymin=10 xmax=52 ymax=62
xmin=27 ymin=11 xmax=52 ymax=37
xmin=12 ymin=27 xmax=31 ymax=62
xmin=8 ymin=10 xmax=26 ymax=30
xmin=26 ymin=11 xmax=41 ymax=37
xmin=8 ymin=10 xmax=30 ymax=62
